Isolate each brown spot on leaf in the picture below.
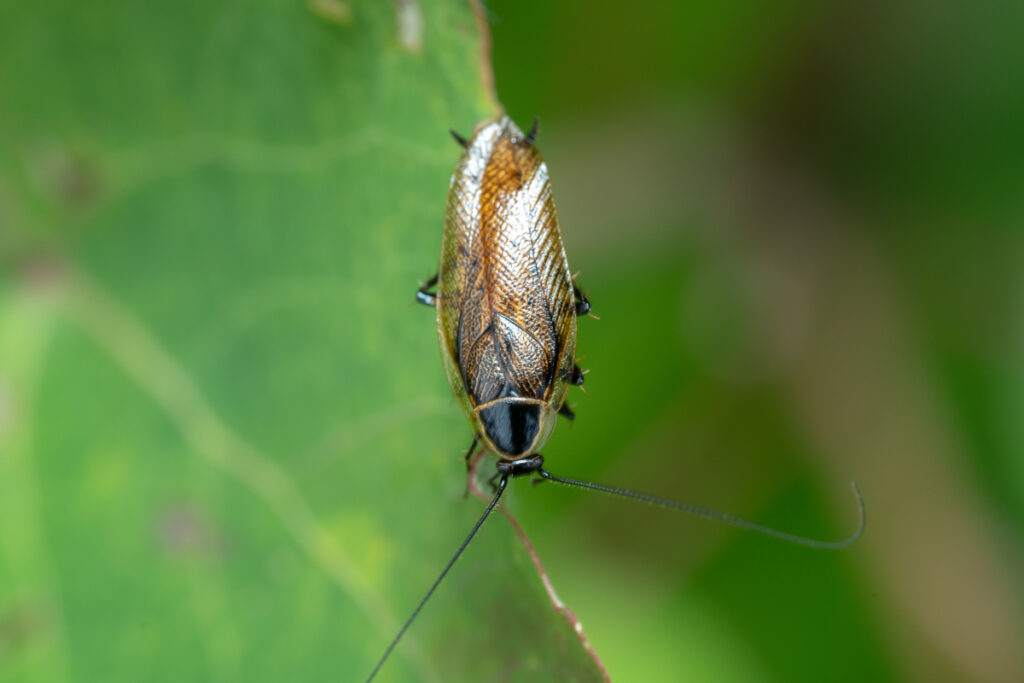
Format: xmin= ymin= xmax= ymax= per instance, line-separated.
xmin=0 ymin=604 xmax=43 ymax=657
xmin=308 ymin=0 xmax=352 ymax=26
xmin=15 ymin=255 xmax=68 ymax=294
xmin=27 ymin=143 xmax=103 ymax=211
xmin=155 ymin=503 xmax=228 ymax=561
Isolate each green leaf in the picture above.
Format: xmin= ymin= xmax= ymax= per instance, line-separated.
xmin=0 ymin=1 xmax=606 ymax=681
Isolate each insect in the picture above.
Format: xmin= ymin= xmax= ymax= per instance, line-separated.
xmin=417 ymin=114 xmax=587 ymax=480
xmin=366 ymin=115 xmax=864 ymax=682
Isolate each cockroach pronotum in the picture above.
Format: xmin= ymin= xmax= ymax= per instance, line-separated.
xmin=366 ymin=115 xmax=864 ymax=682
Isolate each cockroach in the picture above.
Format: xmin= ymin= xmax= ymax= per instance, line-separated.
xmin=366 ymin=115 xmax=864 ymax=682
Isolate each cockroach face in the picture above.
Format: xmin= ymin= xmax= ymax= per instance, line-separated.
xmin=474 ymin=398 xmax=557 ymax=459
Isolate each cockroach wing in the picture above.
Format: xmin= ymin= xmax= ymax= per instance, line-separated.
xmin=436 ymin=116 xmax=577 ymax=426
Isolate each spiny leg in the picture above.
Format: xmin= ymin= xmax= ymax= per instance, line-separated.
xmin=525 ymin=116 xmax=539 ymax=145
xmin=571 ymin=364 xmax=585 ymax=387
xmin=559 ymin=365 xmax=586 ymax=421
xmin=573 ymin=283 xmax=592 ymax=316
xmin=416 ymin=273 xmax=438 ymax=307
xmin=450 ymin=129 xmax=468 ymax=148
xmin=463 ymin=435 xmax=480 ymax=473
xmin=461 ymin=435 xmax=481 ymax=499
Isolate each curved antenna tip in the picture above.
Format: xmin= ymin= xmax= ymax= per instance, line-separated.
xmin=837 ymin=480 xmax=866 ymax=549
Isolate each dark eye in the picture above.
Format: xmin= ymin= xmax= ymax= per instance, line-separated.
xmin=479 ymin=402 xmax=540 ymax=456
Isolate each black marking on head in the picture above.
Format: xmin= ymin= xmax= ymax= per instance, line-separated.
xmin=496 ymin=454 xmax=544 ymax=477
xmin=479 ymin=402 xmax=541 ymax=457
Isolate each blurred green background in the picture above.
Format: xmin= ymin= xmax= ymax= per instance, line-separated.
xmin=487 ymin=0 xmax=1024 ymax=681
xmin=2 ymin=0 xmax=1023 ymax=682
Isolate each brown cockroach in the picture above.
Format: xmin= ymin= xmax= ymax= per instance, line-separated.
xmin=366 ymin=116 xmax=864 ymax=682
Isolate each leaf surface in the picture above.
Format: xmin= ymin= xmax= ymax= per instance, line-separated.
xmin=0 ymin=2 xmax=606 ymax=681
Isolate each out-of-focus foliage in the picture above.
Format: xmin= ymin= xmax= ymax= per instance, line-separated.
xmin=487 ymin=0 xmax=1024 ymax=682
xmin=0 ymin=1 xmax=606 ymax=681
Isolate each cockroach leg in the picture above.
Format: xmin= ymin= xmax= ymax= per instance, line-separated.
xmin=571 ymin=364 xmax=585 ymax=387
xmin=573 ymin=284 xmax=591 ymax=316
xmin=463 ymin=435 xmax=479 ymax=471
xmin=558 ymin=402 xmax=576 ymax=421
xmin=462 ymin=435 xmax=480 ymax=498
xmin=525 ymin=116 xmax=539 ymax=145
xmin=463 ymin=434 xmax=479 ymax=457
xmin=416 ymin=273 xmax=438 ymax=307
xmin=449 ymin=129 xmax=469 ymax=148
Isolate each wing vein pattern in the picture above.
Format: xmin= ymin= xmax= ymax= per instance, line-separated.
xmin=437 ymin=117 xmax=576 ymax=412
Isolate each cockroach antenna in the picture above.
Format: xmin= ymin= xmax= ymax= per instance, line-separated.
xmin=364 ymin=475 xmax=509 ymax=683
xmin=535 ymin=471 xmax=866 ymax=549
